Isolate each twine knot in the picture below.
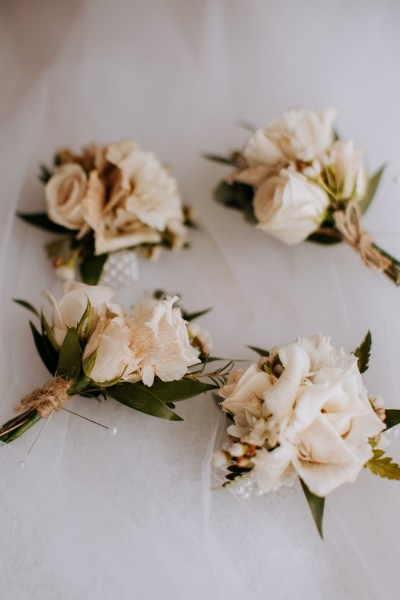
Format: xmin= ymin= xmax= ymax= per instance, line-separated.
xmin=15 ymin=379 xmax=71 ymax=418
xmin=333 ymin=201 xmax=391 ymax=272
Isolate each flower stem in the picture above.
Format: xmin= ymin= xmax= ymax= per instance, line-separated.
xmin=372 ymin=243 xmax=400 ymax=286
xmin=0 ymin=409 xmax=42 ymax=444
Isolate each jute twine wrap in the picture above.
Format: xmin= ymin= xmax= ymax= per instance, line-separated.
xmin=333 ymin=201 xmax=392 ymax=272
xmin=15 ymin=379 xmax=71 ymax=418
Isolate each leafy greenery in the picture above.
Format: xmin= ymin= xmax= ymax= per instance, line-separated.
xmin=203 ymin=153 xmax=237 ymax=167
xmin=307 ymin=230 xmax=342 ymax=245
xmin=366 ymin=448 xmax=400 ymax=480
xmin=214 ymin=180 xmax=257 ymax=224
xmin=300 ymin=478 xmax=325 ymax=538
xmin=13 ymin=299 xmax=40 ymax=317
xmin=107 ymin=382 xmax=183 ymax=421
xmin=143 ymin=379 xmax=217 ymax=403
xmin=79 ymin=251 xmax=108 ymax=285
xmin=17 ymin=212 xmax=70 ymax=234
xmin=222 ymin=464 xmax=254 ymax=487
xmin=38 ymin=164 xmax=53 ymax=184
xmin=181 ymin=307 xmax=212 ymax=322
xmin=56 ymin=328 xmax=82 ymax=381
xmin=29 ymin=321 xmax=58 ymax=375
xmin=353 ymin=331 xmax=371 ymax=373
xmin=247 ymin=345 xmax=270 ymax=357
xmin=358 ymin=165 xmax=385 ymax=215
xmin=384 ymin=409 xmax=400 ymax=431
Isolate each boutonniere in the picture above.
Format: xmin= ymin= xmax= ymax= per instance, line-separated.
xmin=19 ymin=141 xmax=196 ymax=285
xmin=0 ymin=283 xmax=225 ymax=447
xmin=213 ymin=333 xmax=400 ymax=537
xmin=206 ymin=107 xmax=400 ymax=285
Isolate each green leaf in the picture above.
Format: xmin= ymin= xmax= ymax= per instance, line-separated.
xmin=144 ymin=379 xmax=217 ymax=403
xmin=202 ymin=153 xmax=237 ymax=166
xmin=384 ymin=409 xmax=400 ymax=431
xmin=366 ymin=449 xmax=400 ymax=480
xmin=40 ymin=310 xmax=59 ymax=351
xmin=358 ymin=165 xmax=385 ymax=215
xmin=57 ymin=328 xmax=82 ymax=381
xmin=38 ymin=164 xmax=53 ymax=184
xmin=13 ymin=298 xmax=40 ymax=317
xmin=247 ymin=345 xmax=270 ymax=357
xmin=307 ymin=231 xmax=342 ymax=245
xmin=82 ymin=348 xmax=98 ymax=378
xmin=29 ymin=321 xmax=58 ymax=375
xmin=106 ymin=382 xmax=183 ymax=421
xmin=17 ymin=212 xmax=70 ymax=234
xmin=79 ymin=252 xmax=108 ymax=285
xmin=300 ymin=478 xmax=325 ymax=539
xmin=67 ymin=374 xmax=92 ymax=396
xmin=353 ymin=331 xmax=371 ymax=374
xmin=77 ymin=297 xmax=94 ymax=341
xmin=213 ymin=180 xmax=257 ymax=224
xmin=181 ymin=308 xmax=212 ymax=322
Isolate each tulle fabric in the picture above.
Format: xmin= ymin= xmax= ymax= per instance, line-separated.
xmin=1 ymin=1 xmax=400 ymax=598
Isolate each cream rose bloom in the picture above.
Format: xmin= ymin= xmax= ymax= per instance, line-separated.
xmin=325 ymin=140 xmax=367 ymax=201
xmin=82 ymin=141 xmax=185 ymax=255
xmin=127 ymin=295 xmax=200 ymax=386
xmin=220 ymin=336 xmax=385 ymax=497
xmin=45 ymin=281 xmax=116 ymax=346
xmin=253 ymin=169 xmax=329 ymax=244
xmin=244 ymin=107 xmax=337 ymax=168
xmin=82 ymin=307 xmax=139 ymax=385
xmin=45 ymin=163 xmax=88 ymax=230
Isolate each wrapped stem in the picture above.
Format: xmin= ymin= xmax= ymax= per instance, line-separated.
xmin=0 ymin=409 xmax=42 ymax=444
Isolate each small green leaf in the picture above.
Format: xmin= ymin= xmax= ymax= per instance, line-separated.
xmin=213 ymin=181 xmax=257 ymax=224
xmin=366 ymin=449 xmax=400 ymax=480
xmin=300 ymin=478 xmax=325 ymax=539
xmin=57 ymin=328 xmax=82 ymax=381
xmin=146 ymin=379 xmax=217 ymax=403
xmin=82 ymin=348 xmax=98 ymax=378
xmin=358 ymin=165 xmax=385 ymax=215
xmin=353 ymin=331 xmax=372 ymax=374
xmin=40 ymin=310 xmax=59 ymax=351
xmin=29 ymin=321 xmax=58 ymax=375
xmin=13 ymin=298 xmax=40 ymax=317
xmin=67 ymin=374 xmax=92 ymax=395
xmin=247 ymin=345 xmax=270 ymax=357
xmin=202 ymin=153 xmax=237 ymax=166
xmin=17 ymin=212 xmax=70 ymax=234
xmin=38 ymin=164 xmax=53 ymax=184
xmin=181 ymin=308 xmax=212 ymax=322
xmin=79 ymin=252 xmax=108 ymax=285
xmin=384 ymin=409 xmax=400 ymax=431
xmin=307 ymin=231 xmax=342 ymax=245
xmin=77 ymin=297 xmax=94 ymax=341
xmin=106 ymin=382 xmax=183 ymax=421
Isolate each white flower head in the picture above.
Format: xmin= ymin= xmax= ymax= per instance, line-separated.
xmin=219 ymin=335 xmax=385 ymax=497
xmin=127 ymin=295 xmax=200 ymax=386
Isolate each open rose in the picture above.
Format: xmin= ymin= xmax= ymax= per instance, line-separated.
xmin=220 ymin=335 xmax=385 ymax=497
xmin=82 ymin=141 xmax=186 ymax=255
xmin=253 ymin=169 xmax=329 ymax=244
xmin=244 ymin=107 xmax=337 ymax=169
xmin=45 ymin=163 xmax=88 ymax=230
xmin=127 ymin=295 xmax=200 ymax=386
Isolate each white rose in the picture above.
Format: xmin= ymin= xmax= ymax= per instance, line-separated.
xmin=127 ymin=295 xmax=200 ymax=386
xmin=222 ymin=336 xmax=385 ymax=497
xmin=45 ymin=281 xmax=116 ymax=346
xmin=325 ymin=139 xmax=367 ymax=200
xmin=82 ymin=309 xmax=139 ymax=385
xmin=244 ymin=107 xmax=337 ymax=167
xmin=46 ymin=164 xmax=88 ymax=230
xmin=253 ymin=169 xmax=329 ymax=244
xmin=82 ymin=141 xmax=185 ymax=255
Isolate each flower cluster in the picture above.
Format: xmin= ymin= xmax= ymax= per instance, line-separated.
xmin=213 ymin=334 xmax=400 ymax=535
xmin=0 ymin=283 xmax=217 ymax=444
xmin=20 ymin=140 xmax=195 ymax=284
xmin=209 ymin=107 xmax=400 ymax=284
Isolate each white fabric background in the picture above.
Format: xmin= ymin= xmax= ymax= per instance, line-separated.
xmin=1 ymin=1 xmax=400 ymax=598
